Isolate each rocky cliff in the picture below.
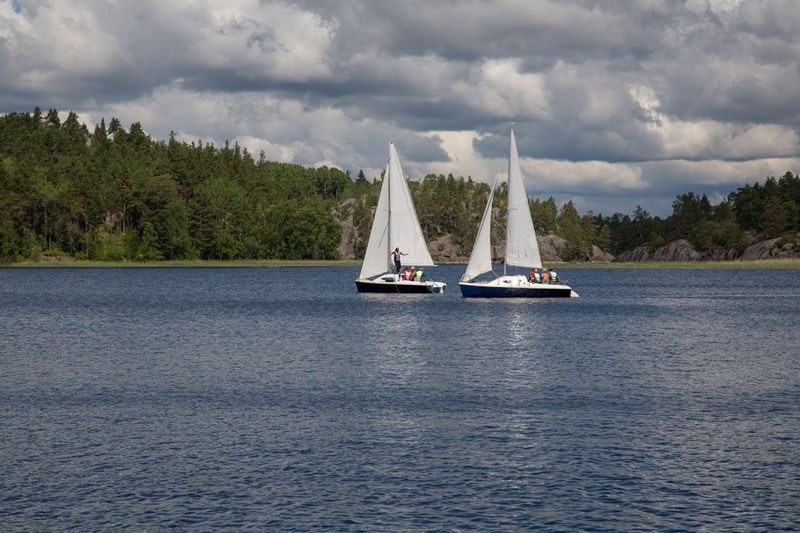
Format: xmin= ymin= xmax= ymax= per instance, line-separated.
xmin=613 ymin=233 xmax=800 ymax=262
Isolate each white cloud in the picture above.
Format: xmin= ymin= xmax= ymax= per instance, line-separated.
xmin=181 ymin=0 xmax=335 ymax=81
xmin=424 ymin=130 xmax=497 ymax=180
xmin=0 ymin=1 xmax=123 ymax=90
xmin=641 ymin=158 xmax=800 ymax=188
xmin=451 ymin=59 xmax=551 ymax=121
xmin=526 ymin=159 xmax=648 ymax=193
xmin=630 ymin=83 xmax=800 ymax=160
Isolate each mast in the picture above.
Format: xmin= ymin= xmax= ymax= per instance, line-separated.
xmin=504 ymin=124 xmax=513 ymax=276
xmin=387 ymin=142 xmax=392 ymax=273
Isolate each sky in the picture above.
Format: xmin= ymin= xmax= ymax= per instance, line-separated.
xmin=1 ymin=0 xmax=799 ymax=217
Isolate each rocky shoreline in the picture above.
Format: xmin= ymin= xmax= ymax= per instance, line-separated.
xmin=613 ymin=234 xmax=800 ymax=263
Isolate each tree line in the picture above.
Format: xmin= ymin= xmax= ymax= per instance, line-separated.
xmin=0 ymin=108 xmax=349 ymax=261
xmin=597 ymin=171 xmax=800 ymax=258
xmin=1 ymin=108 xmax=798 ymax=263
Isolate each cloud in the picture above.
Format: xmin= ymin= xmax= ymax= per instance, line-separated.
xmin=0 ymin=0 xmax=336 ymax=105
xmin=1 ymin=0 xmax=799 ymax=217
xmin=450 ymin=59 xmax=550 ymax=122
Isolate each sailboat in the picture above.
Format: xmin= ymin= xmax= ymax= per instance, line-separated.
xmin=459 ymin=126 xmax=578 ymax=298
xmin=355 ymin=142 xmax=446 ymax=294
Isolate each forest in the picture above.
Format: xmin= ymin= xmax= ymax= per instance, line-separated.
xmin=1 ymin=108 xmax=799 ymax=263
xmin=0 ymin=108 xmax=349 ymax=262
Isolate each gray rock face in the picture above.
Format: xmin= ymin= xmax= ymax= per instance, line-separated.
xmin=742 ymin=238 xmax=779 ymax=260
xmin=590 ymin=245 xmax=614 ymax=263
xmin=650 ymin=239 xmax=700 ymax=261
xmin=538 ymin=234 xmax=566 ymax=262
xmin=703 ymin=248 xmax=741 ymax=261
xmin=742 ymin=234 xmax=800 ymax=260
xmin=614 ymin=246 xmax=649 ymax=262
xmin=613 ymin=233 xmax=800 ymax=262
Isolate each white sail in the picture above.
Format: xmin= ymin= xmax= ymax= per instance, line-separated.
xmin=461 ymin=176 xmax=497 ymax=282
xmin=358 ymin=142 xmax=434 ymax=280
xmin=387 ymin=143 xmax=435 ymax=268
xmin=358 ymin=160 xmax=391 ymax=279
xmin=505 ymin=128 xmax=542 ymax=269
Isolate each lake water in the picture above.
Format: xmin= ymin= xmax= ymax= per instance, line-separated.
xmin=1 ymin=265 xmax=798 ymax=531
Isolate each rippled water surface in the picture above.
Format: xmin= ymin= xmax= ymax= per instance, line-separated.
xmin=1 ymin=266 xmax=799 ymax=530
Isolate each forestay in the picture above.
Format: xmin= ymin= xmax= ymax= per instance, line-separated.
xmin=358 ymin=143 xmax=435 ymax=280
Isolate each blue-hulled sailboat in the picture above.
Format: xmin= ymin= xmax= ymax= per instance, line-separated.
xmin=459 ymin=126 xmax=578 ymax=298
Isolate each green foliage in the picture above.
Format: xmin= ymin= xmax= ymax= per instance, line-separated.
xmin=1 ymin=108 xmax=798 ymax=263
xmin=595 ymin=223 xmax=612 ymax=252
xmin=411 ymin=173 xmax=491 ymax=256
xmin=191 ymin=177 xmax=251 ymax=259
xmin=602 ymin=171 xmax=799 ymax=256
xmin=557 ymin=201 xmax=589 ymax=261
xmin=775 ymin=233 xmax=797 ymax=248
xmin=648 ymin=232 xmax=666 ymax=254
xmin=134 ymin=222 xmax=165 ymax=261
xmin=688 ymin=219 xmax=715 ymax=251
xmin=728 ymin=172 xmax=800 ymax=234
xmin=0 ymin=108 xmax=346 ymax=262
xmin=531 ymin=196 xmax=558 ymax=235
xmin=712 ymin=222 xmax=749 ymax=250
xmin=96 ymin=230 xmax=127 ymax=261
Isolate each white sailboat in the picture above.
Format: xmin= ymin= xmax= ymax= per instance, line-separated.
xmin=459 ymin=126 xmax=578 ymax=298
xmin=355 ymin=142 xmax=446 ymax=294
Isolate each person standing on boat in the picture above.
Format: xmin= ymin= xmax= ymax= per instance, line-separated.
xmin=390 ymin=247 xmax=407 ymax=273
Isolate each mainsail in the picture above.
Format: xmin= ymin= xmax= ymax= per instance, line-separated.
xmin=358 ymin=143 xmax=435 ymax=280
xmin=505 ymin=128 xmax=542 ymax=270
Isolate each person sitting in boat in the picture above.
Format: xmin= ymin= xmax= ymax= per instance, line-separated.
xmin=389 ymin=247 xmax=407 ymax=273
xmin=402 ymin=267 xmax=414 ymax=280
xmin=530 ymin=268 xmax=541 ymax=283
xmin=550 ymin=269 xmax=559 ymax=284
xmin=542 ymin=269 xmax=550 ymax=284
xmin=415 ymin=268 xmax=429 ymax=282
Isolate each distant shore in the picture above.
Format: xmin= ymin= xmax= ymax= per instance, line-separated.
xmin=4 ymin=258 xmax=800 ymax=268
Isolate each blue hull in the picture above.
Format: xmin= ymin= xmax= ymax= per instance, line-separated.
xmin=459 ymin=283 xmax=573 ymax=298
